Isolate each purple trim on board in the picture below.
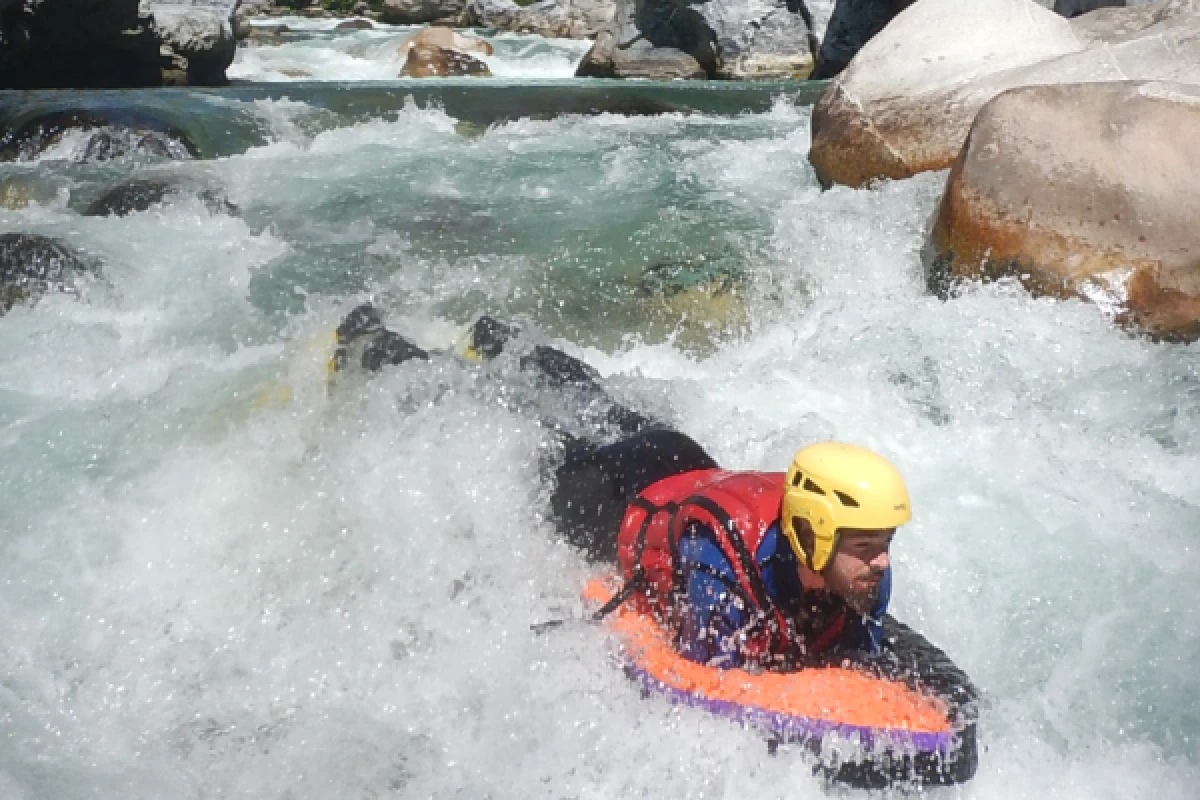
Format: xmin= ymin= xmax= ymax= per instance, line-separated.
xmin=625 ymin=662 xmax=955 ymax=753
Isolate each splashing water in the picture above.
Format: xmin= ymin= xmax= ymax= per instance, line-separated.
xmin=0 ymin=83 xmax=1197 ymax=800
xmin=230 ymin=18 xmax=593 ymax=82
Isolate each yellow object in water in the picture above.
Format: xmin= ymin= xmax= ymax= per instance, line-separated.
xmin=253 ymin=329 xmax=340 ymax=410
xmin=781 ymin=442 xmax=911 ymax=571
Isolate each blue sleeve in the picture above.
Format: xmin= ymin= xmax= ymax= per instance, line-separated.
xmin=675 ymin=525 xmax=752 ymax=669
xmin=841 ymin=566 xmax=892 ymax=655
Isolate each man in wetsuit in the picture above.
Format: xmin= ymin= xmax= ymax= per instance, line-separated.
xmin=555 ymin=434 xmax=908 ymax=670
xmin=333 ymin=304 xmax=908 ymax=671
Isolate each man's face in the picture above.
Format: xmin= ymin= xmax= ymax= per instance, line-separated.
xmin=821 ymin=528 xmax=895 ymax=614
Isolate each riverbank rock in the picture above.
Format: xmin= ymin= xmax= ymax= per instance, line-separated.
xmin=382 ymin=0 xmax=466 ymax=24
xmin=575 ymin=0 xmax=815 ymax=79
xmin=461 ymin=0 xmax=615 ymax=38
xmin=928 ymin=81 xmax=1200 ymax=341
xmin=809 ymin=0 xmax=1200 ymax=187
xmin=149 ymin=1 xmax=240 ymax=85
xmin=0 ymin=234 xmax=93 ymax=314
xmin=0 ymin=0 xmax=239 ymax=88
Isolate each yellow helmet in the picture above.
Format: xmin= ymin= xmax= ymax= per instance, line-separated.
xmin=781 ymin=442 xmax=911 ymax=572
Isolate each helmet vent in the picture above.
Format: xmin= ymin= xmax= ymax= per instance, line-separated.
xmin=802 ymin=478 xmax=825 ymax=495
xmin=791 ymin=472 xmax=804 ymax=487
xmin=833 ymin=490 xmax=860 ymax=508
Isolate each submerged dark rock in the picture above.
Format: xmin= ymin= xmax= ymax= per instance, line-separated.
xmin=82 ymin=178 xmax=239 ymax=218
xmin=0 ymin=110 xmax=198 ymax=163
xmin=0 ymin=234 xmax=94 ymax=313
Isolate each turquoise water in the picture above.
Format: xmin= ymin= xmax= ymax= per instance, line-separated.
xmin=1 ymin=73 xmax=1198 ymax=799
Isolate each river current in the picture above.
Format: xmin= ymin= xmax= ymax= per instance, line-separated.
xmin=0 ymin=19 xmax=1198 ymax=800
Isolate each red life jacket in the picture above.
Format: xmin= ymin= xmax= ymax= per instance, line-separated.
xmin=611 ymin=469 xmax=845 ymax=667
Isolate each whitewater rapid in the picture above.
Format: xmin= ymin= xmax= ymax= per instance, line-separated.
xmin=1 ymin=72 xmax=1198 ymax=800
xmin=230 ymin=17 xmax=593 ymax=81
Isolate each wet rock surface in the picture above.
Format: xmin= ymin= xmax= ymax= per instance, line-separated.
xmin=402 ymin=45 xmax=493 ymax=76
xmin=928 ymin=81 xmax=1200 ymax=341
xmin=82 ymin=178 xmax=238 ymax=218
xmin=809 ymin=0 xmax=1200 ymax=187
xmin=0 ymin=233 xmax=93 ymax=313
xmin=0 ymin=111 xmax=198 ymax=163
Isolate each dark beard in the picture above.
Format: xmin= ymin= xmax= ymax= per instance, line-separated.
xmin=843 ymin=581 xmax=881 ymax=615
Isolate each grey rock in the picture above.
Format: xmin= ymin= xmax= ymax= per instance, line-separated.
xmin=697 ymin=0 xmax=818 ymax=79
xmin=381 ymin=0 xmax=466 ymax=24
xmin=576 ymin=0 xmax=813 ymax=79
xmin=0 ymin=234 xmax=93 ymax=314
xmin=144 ymin=1 xmax=239 ymax=84
xmin=462 ymin=0 xmax=617 ymax=38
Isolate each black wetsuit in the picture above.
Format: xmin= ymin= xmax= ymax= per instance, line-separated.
xmin=335 ymin=305 xmax=718 ymax=562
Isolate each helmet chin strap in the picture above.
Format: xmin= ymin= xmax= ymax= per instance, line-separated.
xmin=797 ymin=560 xmax=826 ymax=592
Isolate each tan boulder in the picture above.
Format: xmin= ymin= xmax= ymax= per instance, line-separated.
xmin=928 ymin=81 xmax=1200 ymax=340
xmin=809 ymin=0 xmax=1200 ymax=188
xmin=399 ymin=26 xmax=494 ymax=57
xmin=401 ymin=45 xmax=492 ymax=77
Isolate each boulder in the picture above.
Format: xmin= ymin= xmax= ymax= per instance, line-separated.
xmin=335 ymin=17 xmax=375 ymax=29
xmin=809 ymin=0 xmax=1200 ymax=187
xmin=0 ymin=110 xmax=198 ymax=163
xmin=0 ymin=0 xmax=239 ymax=88
xmin=146 ymin=2 xmax=240 ymax=85
xmin=575 ymin=0 xmax=814 ymax=79
xmin=381 ymin=0 xmax=466 ymax=24
xmin=460 ymin=0 xmax=616 ymax=39
xmin=0 ymin=234 xmax=93 ymax=314
xmin=400 ymin=26 xmax=495 ymax=57
xmin=402 ymin=45 xmax=492 ymax=76
xmin=810 ymin=0 xmax=1134 ymax=83
xmin=244 ymin=23 xmax=291 ymax=41
xmin=82 ymin=178 xmax=238 ymax=217
xmin=928 ymin=81 xmax=1200 ymax=341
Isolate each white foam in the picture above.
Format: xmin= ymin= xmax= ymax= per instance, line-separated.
xmin=0 ymin=96 xmax=1197 ymax=799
